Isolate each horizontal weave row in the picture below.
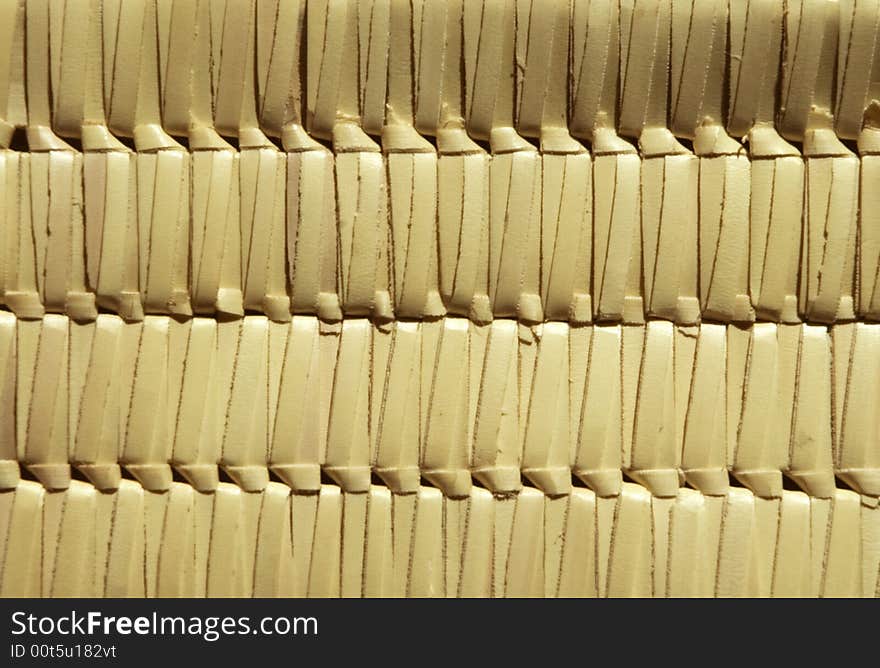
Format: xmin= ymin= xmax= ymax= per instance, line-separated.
xmin=1 ymin=311 xmax=878 ymax=499
xmin=1 ymin=138 xmax=878 ymax=325
xmin=1 ymin=0 xmax=879 ymax=143
xmin=1 ymin=480 xmax=877 ymax=598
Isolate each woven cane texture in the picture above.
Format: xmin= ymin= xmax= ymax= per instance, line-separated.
xmin=1 ymin=0 xmax=879 ymax=597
